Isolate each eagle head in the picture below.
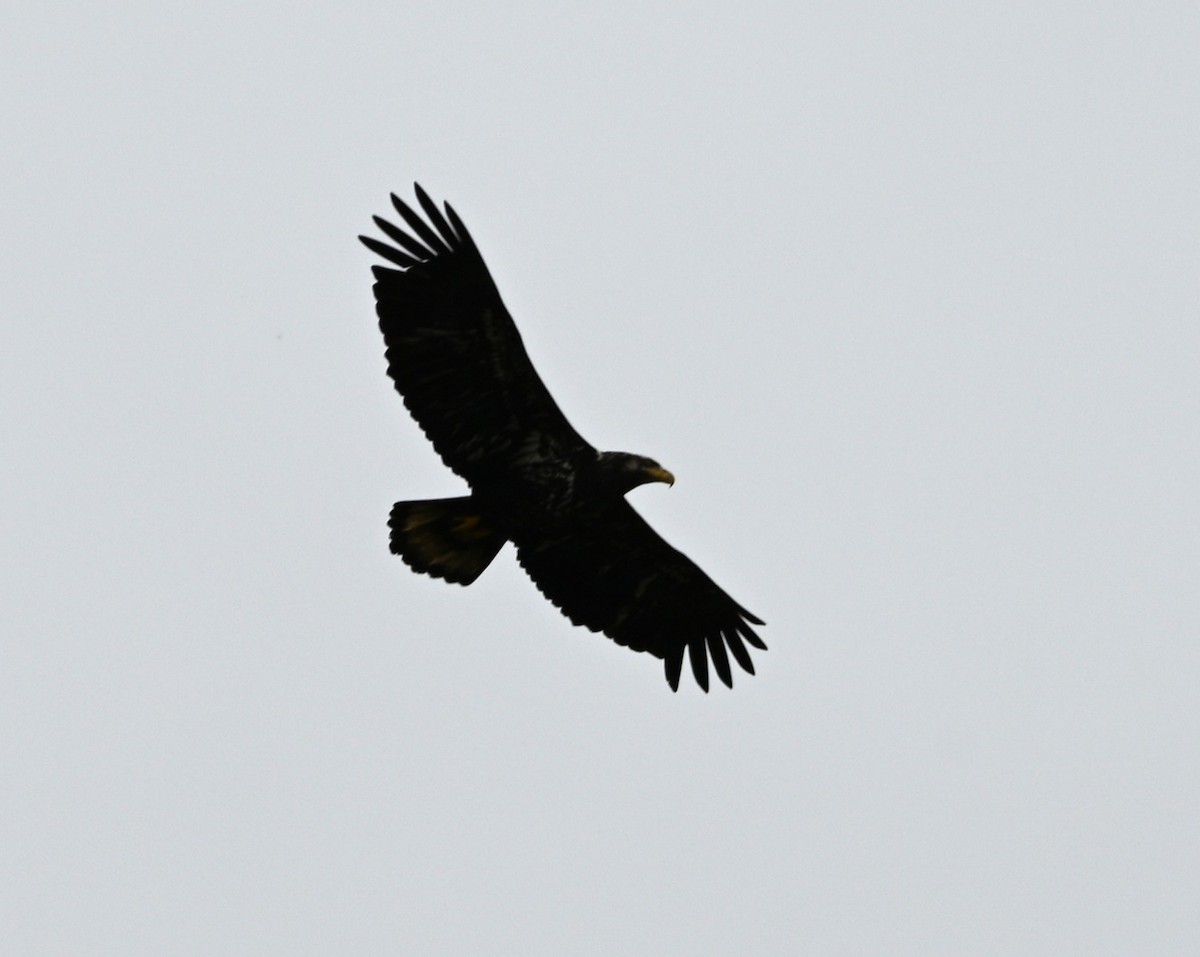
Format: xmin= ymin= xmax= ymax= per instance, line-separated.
xmin=596 ymin=451 xmax=675 ymax=494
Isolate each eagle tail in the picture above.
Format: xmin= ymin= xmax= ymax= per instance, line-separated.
xmin=388 ymin=497 xmax=506 ymax=585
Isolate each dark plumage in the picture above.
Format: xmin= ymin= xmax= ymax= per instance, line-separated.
xmin=360 ymin=184 xmax=765 ymax=691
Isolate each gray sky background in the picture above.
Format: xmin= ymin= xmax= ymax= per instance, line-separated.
xmin=3 ymin=2 xmax=1198 ymax=954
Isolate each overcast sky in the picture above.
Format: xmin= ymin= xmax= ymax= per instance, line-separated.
xmin=3 ymin=2 xmax=1198 ymax=954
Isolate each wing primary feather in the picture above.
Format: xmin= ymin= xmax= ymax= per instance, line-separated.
xmin=372 ymin=215 xmax=433 ymax=260
xmin=738 ymin=620 xmax=768 ymax=651
xmin=442 ymin=203 xmax=473 ymax=248
xmin=738 ymin=604 xmax=765 ymax=626
xmin=688 ymin=639 xmax=710 ymax=693
xmin=724 ymin=630 xmax=756 ymax=675
xmin=709 ymin=632 xmax=733 ymax=689
xmin=414 ymin=183 xmax=459 ymax=250
xmin=359 ymin=235 xmax=420 ymax=269
xmin=390 ymin=191 xmax=451 ymax=255
xmin=665 ymin=648 xmax=684 ymax=692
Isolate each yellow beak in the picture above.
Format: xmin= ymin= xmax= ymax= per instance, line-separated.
xmin=645 ymin=465 xmax=675 ymax=487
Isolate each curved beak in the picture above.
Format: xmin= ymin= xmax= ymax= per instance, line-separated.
xmin=645 ymin=465 xmax=675 ymax=487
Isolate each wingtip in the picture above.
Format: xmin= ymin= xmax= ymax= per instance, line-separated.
xmin=688 ymin=639 xmax=710 ymax=693
xmin=389 ymin=191 xmax=416 ymax=221
xmin=710 ymin=636 xmax=734 ymax=689
xmin=413 ymin=182 xmax=436 ymax=212
xmin=665 ymin=651 xmax=683 ymax=691
xmin=742 ymin=626 xmax=768 ymax=652
xmin=443 ymin=201 xmax=466 ymax=243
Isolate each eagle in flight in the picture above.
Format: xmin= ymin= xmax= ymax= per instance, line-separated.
xmin=360 ymin=185 xmax=765 ymax=691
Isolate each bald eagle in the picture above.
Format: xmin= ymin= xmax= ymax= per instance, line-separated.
xmin=360 ymin=185 xmax=765 ymax=691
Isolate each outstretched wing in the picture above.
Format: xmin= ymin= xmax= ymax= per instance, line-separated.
xmin=360 ymin=185 xmax=592 ymax=483
xmin=514 ymin=502 xmax=766 ymax=691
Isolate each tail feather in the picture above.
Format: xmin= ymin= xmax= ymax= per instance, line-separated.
xmin=388 ymin=497 xmax=505 ymax=585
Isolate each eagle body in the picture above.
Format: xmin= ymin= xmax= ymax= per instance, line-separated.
xmin=361 ymin=185 xmax=765 ymax=691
